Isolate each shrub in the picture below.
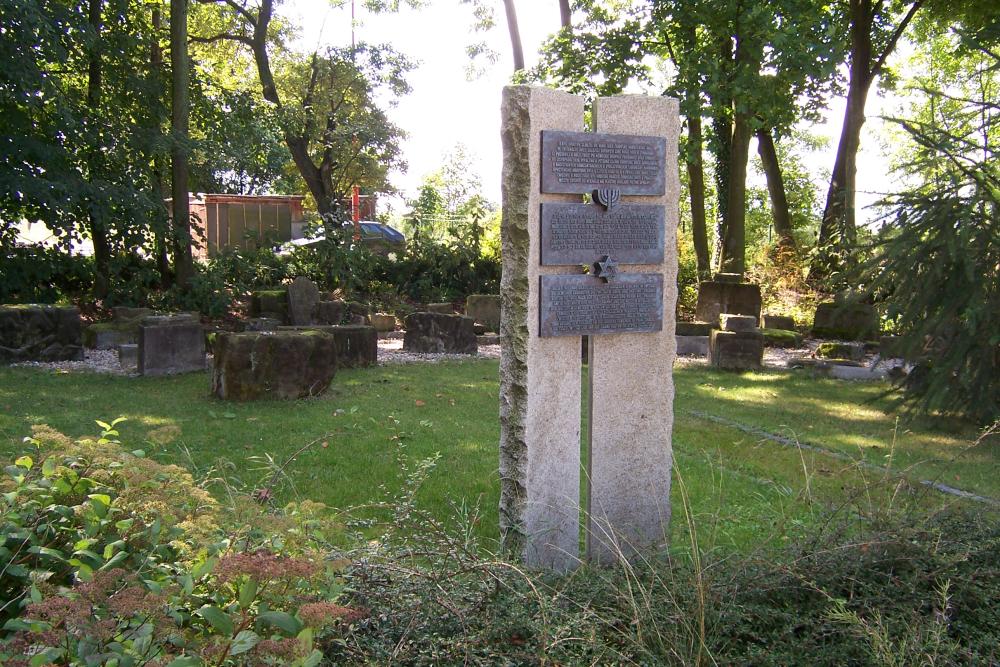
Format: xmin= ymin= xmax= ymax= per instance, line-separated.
xmin=0 ymin=421 xmax=358 ymax=666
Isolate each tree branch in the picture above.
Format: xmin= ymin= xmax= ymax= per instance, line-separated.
xmin=870 ymin=0 xmax=925 ymax=79
xmin=189 ymin=32 xmax=252 ymax=46
xmin=194 ymin=0 xmax=256 ymax=26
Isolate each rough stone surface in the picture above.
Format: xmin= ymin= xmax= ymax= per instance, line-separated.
xmin=84 ymin=322 xmax=137 ymax=350
xmin=586 ymin=94 xmax=678 ymax=565
xmin=369 ymin=313 xmax=397 ymax=332
xmin=676 ymin=321 xmax=712 ymax=336
xmin=287 ymin=277 xmax=320 ymax=326
xmin=816 ymin=341 xmax=865 ymax=361
xmin=277 ymin=325 xmax=377 ymax=368
xmin=243 ymin=317 xmax=281 ymax=332
xmin=812 ymin=301 xmax=879 ymax=341
xmin=500 ymin=86 xmax=585 ymax=571
xmin=118 ymin=343 xmax=137 ymax=370
xmin=313 ymin=300 xmax=345 ymax=325
xmin=403 ymin=313 xmax=477 ymax=354
xmin=760 ymin=328 xmax=803 ymax=348
xmin=720 ymin=313 xmax=758 ymax=332
xmin=138 ymin=315 xmax=205 ymax=376
xmin=676 ymin=335 xmax=709 ymax=357
xmin=466 ymin=294 xmax=502 ymax=331
xmin=112 ymin=307 xmax=153 ymax=322
xmin=250 ymin=290 xmax=288 ymax=323
xmin=0 ymin=305 xmax=83 ymax=363
xmin=212 ymin=331 xmax=337 ymax=400
xmin=695 ymin=281 xmax=762 ymax=326
xmin=426 ymin=303 xmax=454 ymax=314
xmin=762 ymin=314 xmax=796 ymax=331
xmin=713 ymin=272 xmax=743 ymax=284
xmin=710 ymin=330 xmax=764 ymax=370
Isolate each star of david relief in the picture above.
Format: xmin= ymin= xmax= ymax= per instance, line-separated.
xmin=592 ymin=255 xmax=619 ymax=282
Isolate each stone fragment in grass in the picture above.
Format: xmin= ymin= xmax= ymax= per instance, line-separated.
xmin=815 ymin=341 xmax=864 ymax=361
xmin=403 ymin=313 xmax=477 ymax=354
xmin=710 ymin=330 xmax=763 ymax=370
xmin=759 ymin=328 xmax=803 ymax=348
xmin=212 ymin=331 xmax=337 ymax=400
xmin=0 ymin=305 xmax=83 ymax=363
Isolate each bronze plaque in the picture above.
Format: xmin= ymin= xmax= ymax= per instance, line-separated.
xmin=540 ymin=130 xmax=666 ymax=195
xmin=539 ymin=274 xmax=664 ymax=337
xmin=540 ymin=203 xmax=665 ymax=265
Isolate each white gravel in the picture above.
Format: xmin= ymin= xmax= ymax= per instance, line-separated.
xmin=377 ymin=337 xmax=500 ymax=364
xmin=11 ymin=349 xmax=131 ymax=375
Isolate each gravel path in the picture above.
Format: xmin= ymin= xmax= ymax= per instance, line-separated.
xmin=12 ymin=349 xmax=130 ymax=375
xmin=377 ymin=338 xmax=500 ymax=364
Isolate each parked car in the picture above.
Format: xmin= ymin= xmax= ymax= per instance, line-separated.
xmin=279 ymin=221 xmax=406 ymax=255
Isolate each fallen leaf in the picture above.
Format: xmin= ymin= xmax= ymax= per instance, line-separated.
xmin=322 ymin=441 xmax=329 ymax=448
xmin=435 ymin=393 xmax=444 ymax=398
xmin=414 ymin=400 xmax=425 ymax=407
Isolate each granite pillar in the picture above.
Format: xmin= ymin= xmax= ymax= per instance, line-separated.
xmin=499 ymin=86 xmax=585 ymax=571
xmin=586 ymin=96 xmax=678 ymax=564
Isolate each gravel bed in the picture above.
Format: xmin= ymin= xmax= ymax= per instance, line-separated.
xmin=377 ymin=338 xmax=500 ymax=364
xmin=11 ymin=349 xmax=131 ymax=375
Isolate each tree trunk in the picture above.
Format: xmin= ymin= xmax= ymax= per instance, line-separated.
xmin=720 ymin=111 xmax=751 ymax=275
xmin=558 ymin=0 xmax=571 ymax=29
xmin=710 ymin=109 xmax=731 ymax=271
xmin=813 ymin=0 xmax=924 ymax=279
xmin=502 ymin=0 xmax=525 ymax=72
xmin=686 ymin=113 xmax=711 ymax=280
xmin=151 ymin=6 xmax=172 ymax=286
xmin=756 ymin=127 xmax=796 ymax=249
xmin=170 ymin=0 xmax=193 ymax=287
xmin=86 ymin=0 xmax=112 ymax=300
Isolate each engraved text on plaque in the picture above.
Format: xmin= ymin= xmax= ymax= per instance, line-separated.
xmin=540 ymin=130 xmax=666 ymax=195
xmin=539 ymin=274 xmax=664 ymax=337
xmin=540 ymin=202 xmax=665 ymax=266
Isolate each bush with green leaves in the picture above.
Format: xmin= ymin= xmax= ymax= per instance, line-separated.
xmin=0 ymin=421 xmax=359 ymax=666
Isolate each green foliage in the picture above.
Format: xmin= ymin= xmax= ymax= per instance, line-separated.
xmin=0 ymin=422 xmax=357 ymax=665
xmin=860 ymin=37 xmax=999 ymax=423
xmin=0 ymin=246 xmax=94 ymax=304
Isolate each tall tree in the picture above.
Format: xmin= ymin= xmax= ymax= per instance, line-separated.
xmin=813 ymin=0 xmax=926 ymax=279
xmin=86 ymin=0 xmax=113 ymax=298
xmin=170 ymin=0 xmax=194 ymax=287
xmin=502 ymin=0 xmax=524 ymax=72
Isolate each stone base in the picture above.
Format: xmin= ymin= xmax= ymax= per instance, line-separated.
xmin=212 ymin=331 xmax=337 ymax=400
xmin=313 ymin=300 xmax=345 ymax=325
xmin=138 ymin=315 xmax=205 ymax=376
xmin=675 ymin=335 xmax=709 ymax=357
xmin=369 ymin=313 xmax=397 ymax=332
xmin=676 ymin=321 xmax=712 ymax=336
xmin=762 ymin=314 xmax=796 ymax=330
xmin=710 ymin=330 xmax=763 ymax=370
xmin=84 ymin=322 xmax=137 ymax=350
xmin=720 ymin=313 xmax=758 ymax=332
xmin=278 ymin=325 xmax=377 ymax=368
xmin=0 ymin=305 xmax=83 ymax=363
xmin=696 ymin=281 xmax=762 ymax=326
xmin=403 ymin=313 xmax=477 ymax=354
xmin=250 ymin=290 xmax=289 ymax=323
xmin=812 ymin=302 xmax=878 ymax=340
xmin=465 ymin=294 xmax=501 ymax=331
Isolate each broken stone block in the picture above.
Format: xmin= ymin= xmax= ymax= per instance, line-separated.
xmin=138 ymin=315 xmax=205 ymax=376
xmin=313 ymin=300 xmax=345 ymax=325
xmin=0 ymin=305 xmax=83 ymax=363
xmin=250 ymin=289 xmax=288 ymax=323
xmin=761 ymin=314 xmax=796 ymax=330
xmin=695 ymin=280 xmax=762 ymax=326
xmin=465 ymin=294 xmax=501 ymax=331
xmin=812 ymin=302 xmax=878 ymax=340
xmin=369 ymin=313 xmax=396 ymax=332
xmin=403 ymin=313 xmax=477 ymax=354
xmin=212 ymin=331 xmax=337 ymax=400
xmin=720 ymin=313 xmax=758 ymax=332
xmin=277 ymin=325 xmax=377 ymax=368
xmin=426 ymin=303 xmax=454 ymax=315
xmin=675 ymin=321 xmax=712 ymax=336
xmin=287 ymin=276 xmax=320 ymax=326
xmin=710 ymin=330 xmax=763 ymax=371
xmin=816 ymin=341 xmax=865 ymax=361
xmin=760 ymin=328 xmax=803 ymax=348
xmin=675 ymin=335 xmax=709 ymax=357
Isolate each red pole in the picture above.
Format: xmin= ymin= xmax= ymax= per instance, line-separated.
xmin=352 ymin=184 xmax=361 ymax=241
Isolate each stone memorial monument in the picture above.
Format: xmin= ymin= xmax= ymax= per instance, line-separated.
xmin=499 ymin=86 xmax=679 ymax=570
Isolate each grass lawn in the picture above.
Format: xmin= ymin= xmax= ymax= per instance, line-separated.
xmin=1 ymin=360 xmax=996 ymax=554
